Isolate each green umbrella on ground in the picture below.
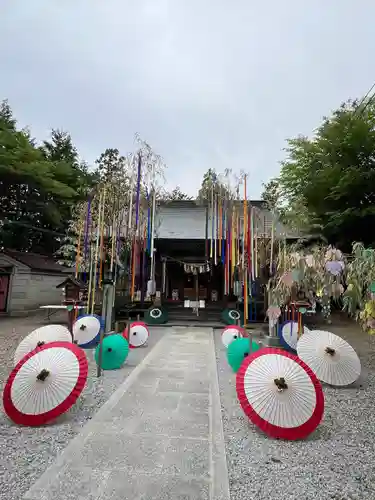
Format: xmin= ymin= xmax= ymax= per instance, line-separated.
xmin=145 ymin=306 xmax=168 ymax=325
xmin=227 ymin=337 xmax=261 ymax=373
xmin=221 ymin=308 xmax=244 ymax=326
xmin=95 ymin=334 xmax=129 ymax=370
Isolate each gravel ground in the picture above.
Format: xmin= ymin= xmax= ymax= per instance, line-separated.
xmin=0 ymin=313 xmax=165 ymax=500
xmin=214 ymin=316 xmax=375 ymax=500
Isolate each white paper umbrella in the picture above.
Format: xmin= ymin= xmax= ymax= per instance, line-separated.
xmin=4 ymin=341 xmax=88 ymax=426
xmin=14 ymin=324 xmax=71 ymax=366
xmin=73 ymin=315 xmax=101 ymax=347
xmin=221 ymin=325 xmax=245 ymax=348
xmin=278 ymin=321 xmax=311 ymax=352
xmin=236 ymin=348 xmax=324 ymax=440
xmin=123 ymin=321 xmax=149 ymax=348
xmin=297 ymin=330 xmax=361 ymax=386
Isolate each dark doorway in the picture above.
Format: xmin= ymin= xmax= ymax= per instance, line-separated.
xmin=0 ymin=274 xmax=10 ymax=312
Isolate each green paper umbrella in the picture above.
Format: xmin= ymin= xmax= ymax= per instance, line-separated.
xmin=370 ymin=282 xmax=375 ymax=294
xmin=221 ymin=308 xmax=244 ymax=326
xmin=95 ymin=334 xmax=129 ymax=370
xmin=227 ymin=337 xmax=261 ymax=373
xmin=145 ymin=306 xmax=168 ymax=325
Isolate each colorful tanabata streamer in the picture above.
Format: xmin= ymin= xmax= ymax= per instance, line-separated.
xmin=207 ymin=178 xmax=269 ymax=322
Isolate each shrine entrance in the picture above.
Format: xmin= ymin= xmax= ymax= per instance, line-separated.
xmin=155 ymin=239 xmax=224 ymax=306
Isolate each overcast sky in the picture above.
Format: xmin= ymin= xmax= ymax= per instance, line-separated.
xmin=1 ymin=1 xmax=374 ymax=197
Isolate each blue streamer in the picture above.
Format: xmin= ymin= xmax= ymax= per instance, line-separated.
xmin=221 ymin=203 xmax=226 ymax=264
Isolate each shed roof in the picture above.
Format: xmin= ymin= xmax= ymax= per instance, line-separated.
xmin=56 ymin=277 xmax=87 ymax=289
xmin=3 ymin=250 xmax=72 ymax=274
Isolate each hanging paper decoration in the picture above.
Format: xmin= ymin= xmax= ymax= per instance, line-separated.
xmin=266 ymin=305 xmax=281 ymax=327
xmin=280 ymin=271 xmax=293 ymax=288
xmin=290 ymin=252 xmax=301 ymax=264
xmin=183 ymin=263 xmax=209 ymax=274
xmin=305 ymin=254 xmax=315 ymax=268
xmin=325 ymin=260 xmax=344 ymax=275
xmin=325 ymin=246 xmax=343 ymax=262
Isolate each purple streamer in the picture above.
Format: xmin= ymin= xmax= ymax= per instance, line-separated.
xmin=134 ymin=153 xmax=142 ymax=231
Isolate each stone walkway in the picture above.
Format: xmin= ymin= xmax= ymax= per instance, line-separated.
xmin=23 ymin=327 xmax=230 ymax=500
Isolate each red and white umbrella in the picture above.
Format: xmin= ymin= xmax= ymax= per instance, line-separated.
xmin=3 ymin=342 xmax=88 ymax=426
xmin=236 ymin=348 xmax=324 ymax=440
xmin=14 ymin=324 xmax=71 ymax=367
xmin=123 ymin=321 xmax=149 ymax=348
xmin=221 ymin=325 xmax=245 ymax=348
xmin=297 ymin=330 xmax=361 ymax=386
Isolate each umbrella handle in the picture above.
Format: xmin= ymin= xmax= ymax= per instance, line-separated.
xmin=36 ymin=369 xmax=50 ymax=382
xmin=274 ymin=377 xmax=288 ymax=391
xmin=325 ymin=347 xmax=335 ymax=356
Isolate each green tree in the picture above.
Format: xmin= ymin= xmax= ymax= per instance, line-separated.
xmin=0 ymin=99 xmax=16 ymax=129
xmin=161 ymin=186 xmax=192 ymax=201
xmin=94 ymin=147 xmax=132 ymax=219
xmin=42 ymin=129 xmax=97 ymax=195
xmin=0 ymin=101 xmax=88 ymax=254
xmin=42 ymin=129 xmax=78 ymax=165
xmin=261 ymin=178 xmax=281 ymax=210
xmin=197 ymin=168 xmax=231 ymax=203
xmin=96 ymin=148 xmax=127 ymax=183
xmin=40 ymin=129 xmax=97 ymax=255
xmin=277 ymin=99 xmax=375 ymax=249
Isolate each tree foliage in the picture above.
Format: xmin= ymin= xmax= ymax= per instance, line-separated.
xmin=261 ymin=178 xmax=280 ymax=210
xmin=96 ymin=148 xmax=127 ymax=184
xmin=275 ymin=99 xmax=375 ymax=249
xmin=197 ymin=168 xmax=232 ymax=203
xmin=160 ymin=186 xmax=192 ymax=201
xmin=0 ymin=102 xmax=93 ymax=253
xmin=41 ymin=129 xmax=96 ymax=195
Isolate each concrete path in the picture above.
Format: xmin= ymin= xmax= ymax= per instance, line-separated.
xmin=23 ymin=327 xmax=230 ymax=500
